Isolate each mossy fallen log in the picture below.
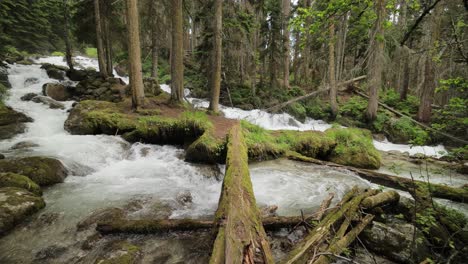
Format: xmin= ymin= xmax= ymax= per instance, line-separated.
xmin=210 ymin=124 xmax=274 ymax=264
xmin=361 ymin=190 xmax=400 ymax=209
xmin=287 ymin=152 xmax=468 ymax=204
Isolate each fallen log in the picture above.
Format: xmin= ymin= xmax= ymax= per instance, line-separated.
xmin=287 ymin=152 xmax=468 ymax=203
xmin=361 ymin=190 xmax=400 ymax=209
xmin=96 ymin=216 xmax=306 ymax=234
xmin=265 ymin=76 xmax=367 ymax=112
xmin=210 ymin=124 xmax=274 ymax=264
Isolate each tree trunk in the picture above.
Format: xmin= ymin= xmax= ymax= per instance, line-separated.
xmin=171 ymin=0 xmax=184 ymax=103
xmin=328 ymin=20 xmax=338 ymax=117
xmin=282 ymin=0 xmax=290 ymax=89
xmin=366 ymin=0 xmax=386 ymax=121
xmin=63 ymin=0 xmax=73 ymax=71
xmin=126 ymin=0 xmax=145 ymax=109
xmin=417 ymin=3 xmax=442 ymax=123
xmin=94 ymin=0 xmax=108 ymax=78
xmin=208 ymin=0 xmax=222 ymax=113
xmin=102 ymin=1 xmax=113 ymax=77
xmin=151 ymin=0 xmax=158 ymax=78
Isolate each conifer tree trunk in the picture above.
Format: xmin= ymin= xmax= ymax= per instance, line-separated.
xmin=171 ymin=0 xmax=184 ymax=103
xmin=94 ymin=0 xmax=108 ymax=78
xmin=102 ymin=1 xmax=113 ymax=76
xmin=208 ymin=0 xmax=223 ymax=113
xmin=63 ymin=0 xmax=73 ymax=71
xmin=125 ymin=0 xmax=145 ymax=109
xmin=151 ymin=0 xmax=158 ymax=78
xmin=282 ymin=0 xmax=290 ymax=89
xmin=329 ymin=20 xmax=338 ymax=117
xmin=366 ymin=0 xmax=386 ymax=121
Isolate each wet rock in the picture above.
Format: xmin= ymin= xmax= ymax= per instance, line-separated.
xmin=260 ymin=205 xmax=278 ymax=217
xmin=77 ymin=207 xmax=125 ymax=231
xmin=41 ymin=63 xmax=68 ymax=80
xmin=36 ymin=212 xmax=62 ymax=226
xmin=81 ymin=233 xmax=102 ymax=250
xmin=176 ymin=191 xmax=193 ymax=206
xmin=0 ymin=156 xmax=68 ymax=186
xmin=42 ymin=83 xmax=73 ymax=101
xmin=0 ymin=154 xmax=4 ymax=159
xmin=34 ymin=244 xmax=67 ymax=261
xmin=24 ymin=77 xmax=40 ymax=87
xmin=143 ymin=77 xmax=162 ymax=96
xmin=114 ymin=61 xmax=128 ymax=77
xmin=0 ymin=172 xmax=42 ymax=195
xmin=456 ymin=162 xmax=468 ymax=175
xmin=0 ymin=66 xmax=10 ymax=88
xmin=360 ymin=221 xmax=430 ymax=263
xmin=373 ymin=133 xmax=386 ymax=142
xmin=0 ymin=104 xmax=32 ymax=140
xmin=352 ymin=247 xmax=396 ymax=264
xmin=0 ymin=187 xmax=45 ymax=235
xmin=66 ymin=69 xmax=87 ymax=81
xmin=10 ymin=141 xmax=39 ymax=150
xmin=31 ymin=95 xmax=66 ymax=109
xmin=20 ymin=92 xmax=38 ymax=101
xmin=94 ymin=240 xmax=141 ymax=264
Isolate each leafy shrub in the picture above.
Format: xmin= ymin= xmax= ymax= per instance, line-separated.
xmin=287 ymin=102 xmax=307 ymax=122
xmin=339 ymin=96 xmax=367 ymax=119
xmin=381 ymin=89 xmax=418 ymax=115
xmin=390 ymin=116 xmax=429 ymax=145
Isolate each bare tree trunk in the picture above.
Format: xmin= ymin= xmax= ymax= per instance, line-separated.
xmin=102 ymin=1 xmax=113 ymax=77
xmin=63 ymin=0 xmax=73 ymax=71
xmin=208 ymin=0 xmax=223 ymax=113
xmin=417 ymin=4 xmax=442 ymax=123
xmin=94 ymin=0 xmax=108 ymax=78
xmin=126 ymin=0 xmax=145 ymax=109
xmin=282 ymin=0 xmax=290 ymax=89
xmin=328 ymin=20 xmax=338 ymax=117
xmin=151 ymin=0 xmax=158 ymax=78
xmin=366 ymin=0 xmax=386 ymax=121
xmin=171 ymin=0 xmax=184 ymax=103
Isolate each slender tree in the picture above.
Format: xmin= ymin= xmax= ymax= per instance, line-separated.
xmin=102 ymin=1 xmax=113 ymax=76
xmin=93 ymin=0 xmax=108 ymax=78
xmin=150 ymin=0 xmax=158 ymax=78
xmin=329 ymin=20 xmax=338 ymax=117
xmin=282 ymin=0 xmax=290 ymax=88
xmin=366 ymin=0 xmax=386 ymax=121
xmin=171 ymin=0 xmax=184 ymax=103
xmin=208 ymin=0 xmax=223 ymax=112
xmin=63 ymin=0 xmax=73 ymax=70
xmin=126 ymin=0 xmax=145 ymax=109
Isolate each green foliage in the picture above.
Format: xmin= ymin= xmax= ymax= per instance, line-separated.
xmin=0 ymin=83 xmax=7 ymax=101
xmin=432 ymin=96 xmax=467 ymax=145
xmin=391 ymin=117 xmax=429 ymax=145
xmin=380 ymin=89 xmax=419 ymax=115
xmin=85 ymin=47 xmax=98 ymax=58
xmin=287 ymin=103 xmax=307 ymax=122
xmin=51 ymin=51 xmax=65 ymax=56
xmin=339 ymin=96 xmax=367 ymax=119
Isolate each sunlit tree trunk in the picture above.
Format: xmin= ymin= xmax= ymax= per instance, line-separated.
xmin=366 ymin=0 xmax=386 ymax=121
xmin=329 ymin=20 xmax=338 ymax=117
xmin=94 ymin=0 xmax=108 ymax=78
xmin=282 ymin=0 xmax=290 ymax=89
xmin=171 ymin=0 xmax=184 ymax=103
xmin=126 ymin=0 xmax=145 ymax=109
xmin=208 ymin=0 xmax=223 ymax=112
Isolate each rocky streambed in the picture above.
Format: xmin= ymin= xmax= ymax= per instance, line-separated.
xmin=0 ymin=57 xmax=466 ymax=263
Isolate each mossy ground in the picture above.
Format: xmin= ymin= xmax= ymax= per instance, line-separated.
xmin=65 ymin=97 xmax=381 ymax=168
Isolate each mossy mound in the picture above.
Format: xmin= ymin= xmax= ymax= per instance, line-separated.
xmin=325 ymin=127 xmax=381 ymax=169
xmin=0 ymin=187 xmax=45 ymax=235
xmin=0 ymin=157 xmax=68 ymax=186
xmin=94 ymin=241 xmax=141 ymax=264
xmin=185 ymin=130 xmax=227 ymax=163
xmin=0 ymin=172 xmax=42 ymax=195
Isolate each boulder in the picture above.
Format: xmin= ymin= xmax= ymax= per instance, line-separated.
xmin=20 ymin=92 xmax=38 ymax=101
xmin=360 ymin=221 xmax=430 ymax=263
xmin=31 ymin=95 xmax=66 ymax=109
xmin=41 ymin=64 xmax=68 ymax=81
xmin=0 ymin=123 xmax=27 ymax=140
xmin=0 ymin=173 xmax=42 ymax=195
xmin=0 ymin=66 xmax=10 ymax=88
xmin=24 ymin=77 xmax=40 ymax=87
xmin=0 ymin=154 xmax=4 ymax=159
xmin=0 ymin=157 xmax=68 ymax=186
xmin=42 ymin=83 xmax=73 ymax=101
xmin=114 ymin=61 xmax=129 ymax=77
xmin=66 ymin=69 xmax=87 ymax=81
xmin=143 ymin=77 xmax=162 ymax=96
xmin=76 ymin=207 xmax=125 ymax=231
xmin=10 ymin=141 xmax=39 ymax=150
xmin=0 ymin=187 xmax=45 ymax=235
xmin=0 ymin=103 xmax=32 ymax=139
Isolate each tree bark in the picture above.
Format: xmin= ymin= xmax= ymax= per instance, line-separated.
xmin=208 ymin=0 xmax=222 ymax=113
xmin=63 ymin=0 xmax=73 ymax=71
xmin=94 ymin=0 xmax=108 ymax=78
xmin=366 ymin=0 xmax=386 ymax=121
xmin=171 ymin=0 xmax=184 ymax=103
xmin=151 ymin=0 xmax=158 ymax=78
xmin=126 ymin=0 xmax=145 ymax=109
xmin=210 ymin=125 xmax=274 ymax=264
xmin=282 ymin=0 xmax=290 ymax=89
xmin=102 ymin=1 xmax=113 ymax=77
xmin=328 ymin=20 xmax=338 ymax=117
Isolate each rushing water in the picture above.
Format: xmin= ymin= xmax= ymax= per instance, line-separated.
xmin=0 ymin=56 xmax=465 ymax=263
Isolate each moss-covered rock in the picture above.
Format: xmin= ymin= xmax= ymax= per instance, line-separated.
xmin=0 ymin=173 xmax=42 ymax=195
xmin=0 ymin=102 xmax=33 ymax=140
xmin=325 ymin=127 xmax=381 ymax=169
xmin=0 ymin=187 xmax=45 ymax=235
xmin=0 ymin=157 xmax=67 ymax=186
xmin=94 ymin=241 xmax=141 ymax=264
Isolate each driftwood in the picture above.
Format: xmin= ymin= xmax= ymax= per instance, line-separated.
xmin=210 ymin=124 xmax=274 ymax=264
xmin=265 ymin=75 xmax=367 ymax=112
xmin=353 ymin=89 xmax=468 ymax=145
xmin=287 ymin=152 xmax=468 ymax=204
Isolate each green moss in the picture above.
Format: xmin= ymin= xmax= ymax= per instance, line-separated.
xmin=186 ymin=130 xmax=226 ymax=163
xmin=287 ymin=102 xmax=307 ymax=122
xmin=241 ymin=120 xmax=283 ymax=160
xmin=0 ymin=157 xmax=67 ymax=186
xmin=51 ymin=51 xmax=65 ymax=56
xmin=95 ymin=241 xmax=141 ymax=264
xmin=388 ymin=117 xmax=429 ymax=145
xmin=0 ymin=173 xmax=42 ymax=195
xmin=325 ymin=127 xmax=381 ymax=169
xmin=85 ymin=47 xmax=98 ymax=58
